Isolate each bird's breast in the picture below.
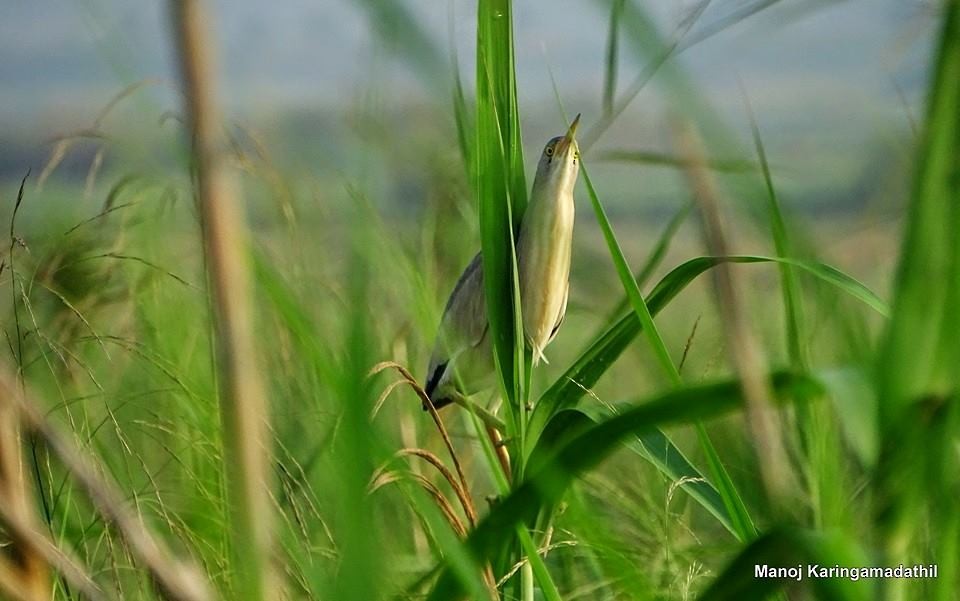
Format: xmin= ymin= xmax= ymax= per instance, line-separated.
xmin=517 ymin=193 xmax=575 ymax=353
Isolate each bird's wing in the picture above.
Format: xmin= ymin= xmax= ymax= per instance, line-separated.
xmin=426 ymin=253 xmax=488 ymax=395
xmin=547 ymin=281 xmax=569 ymax=344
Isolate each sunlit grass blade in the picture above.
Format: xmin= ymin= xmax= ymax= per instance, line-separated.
xmin=427 ymin=372 xmax=821 ymax=600
xmin=530 ymin=254 xmax=888 ymax=443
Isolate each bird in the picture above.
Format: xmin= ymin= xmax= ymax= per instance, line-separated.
xmin=425 ymin=114 xmax=581 ymax=411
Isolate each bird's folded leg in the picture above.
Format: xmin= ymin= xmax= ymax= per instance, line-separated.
xmin=448 ymin=391 xmax=507 ymax=432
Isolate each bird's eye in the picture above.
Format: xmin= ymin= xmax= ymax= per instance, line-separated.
xmin=545 ymin=146 xmax=554 ymax=157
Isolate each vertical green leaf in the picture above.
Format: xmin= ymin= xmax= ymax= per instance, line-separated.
xmin=476 ymin=0 xmax=528 ymax=412
xmin=878 ymin=0 xmax=960 ymax=427
xmin=602 ymin=0 xmax=626 ymax=116
xmin=875 ymin=4 xmax=960 ymax=593
xmin=743 ymin=94 xmax=806 ymax=371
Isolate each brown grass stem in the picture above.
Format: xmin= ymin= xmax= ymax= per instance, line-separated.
xmin=0 ymin=398 xmax=48 ymax=601
xmin=170 ymin=1 xmax=274 ymax=599
xmin=0 ymin=501 xmax=105 ymax=601
xmin=395 ymin=448 xmax=477 ymax=526
xmin=369 ymin=361 xmax=471 ymax=503
xmin=0 ymin=371 xmax=212 ymax=601
xmin=672 ymin=119 xmax=797 ymax=511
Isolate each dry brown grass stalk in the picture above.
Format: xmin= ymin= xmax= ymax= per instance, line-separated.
xmin=395 ymin=448 xmax=478 ymax=526
xmin=0 ymin=398 xmax=48 ymax=601
xmin=0 ymin=558 xmax=37 ymax=601
xmin=672 ymin=119 xmax=797 ymax=510
xmin=0 ymin=501 xmax=105 ymax=601
xmin=0 ymin=371 xmax=212 ymax=601
xmin=369 ymin=362 xmax=500 ymax=600
xmin=368 ymin=471 xmax=468 ymax=538
xmin=369 ymin=361 xmax=471 ymax=500
xmin=170 ymin=0 xmax=274 ymax=599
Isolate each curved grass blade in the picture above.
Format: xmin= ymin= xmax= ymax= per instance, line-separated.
xmin=566 ymin=405 xmax=739 ymax=537
xmin=529 ymin=255 xmax=887 ymax=443
xmin=579 ymin=163 xmax=678 ymax=386
xmin=598 ymin=149 xmax=758 ymax=173
xmin=426 ymin=372 xmax=822 ymax=600
xmin=600 ymin=201 xmax=691 ymax=331
xmin=351 ymin=0 xmax=445 ymax=87
xmin=577 ymin=164 xmax=757 ymax=540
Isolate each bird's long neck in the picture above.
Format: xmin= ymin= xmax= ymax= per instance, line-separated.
xmin=525 ymin=170 xmax=576 ymax=227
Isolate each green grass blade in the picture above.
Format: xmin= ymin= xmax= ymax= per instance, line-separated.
xmin=476 ymin=0 xmax=528 ymax=410
xmin=516 ymin=526 xmax=562 ymax=601
xmin=694 ymin=425 xmax=757 ymax=541
xmin=599 ymin=149 xmax=758 ymax=173
xmin=579 ymin=162 xmax=680 ymax=387
xmin=426 ymin=372 xmax=821 ymax=600
xmin=452 ymin=58 xmax=475 ymax=184
xmin=530 ymin=255 xmax=887 ymax=443
xmin=601 ymin=201 xmax=690 ymax=328
xmin=579 ymin=163 xmax=759 ymax=540
xmin=878 ymin=0 xmax=960 ymax=425
xmin=742 ymin=89 xmax=806 ymax=370
xmin=330 ymin=241 xmax=383 ymax=601
xmin=351 ymin=0 xmax=445 ymax=86
xmin=875 ymin=0 xmax=960 ymax=570
xmin=602 ymin=0 xmax=625 ymax=116
xmin=571 ymin=405 xmax=740 ymax=538
xmin=477 ymin=0 xmax=527 ymax=217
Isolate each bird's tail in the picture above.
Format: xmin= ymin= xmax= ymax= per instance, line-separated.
xmin=423 ymin=361 xmax=453 ymax=410
xmin=531 ymin=344 xmax=550 ymax=366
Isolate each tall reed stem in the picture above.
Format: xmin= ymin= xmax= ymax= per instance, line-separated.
xmin=170 ymin=1 xmax=273 ymax=599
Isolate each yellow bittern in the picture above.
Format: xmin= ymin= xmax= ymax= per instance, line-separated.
xmin=425 ymin=115 xmax=581 ymax=410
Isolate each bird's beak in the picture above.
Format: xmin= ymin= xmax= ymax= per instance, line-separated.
xmin=556 ymin=113 xmax=581 ymax=155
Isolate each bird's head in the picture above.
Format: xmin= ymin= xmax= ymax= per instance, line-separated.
xmin=533 ymin=114 xmax=581 ymax=199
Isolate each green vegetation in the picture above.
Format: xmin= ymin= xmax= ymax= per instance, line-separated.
xmin=0 ymin=1 xmax=956 ymax=600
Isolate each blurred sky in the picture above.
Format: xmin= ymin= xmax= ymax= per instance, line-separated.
xmin=0 ymin=0 xmax=941 ymax=212
xmin=1 ymin=0 xmax=936 ymax=127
